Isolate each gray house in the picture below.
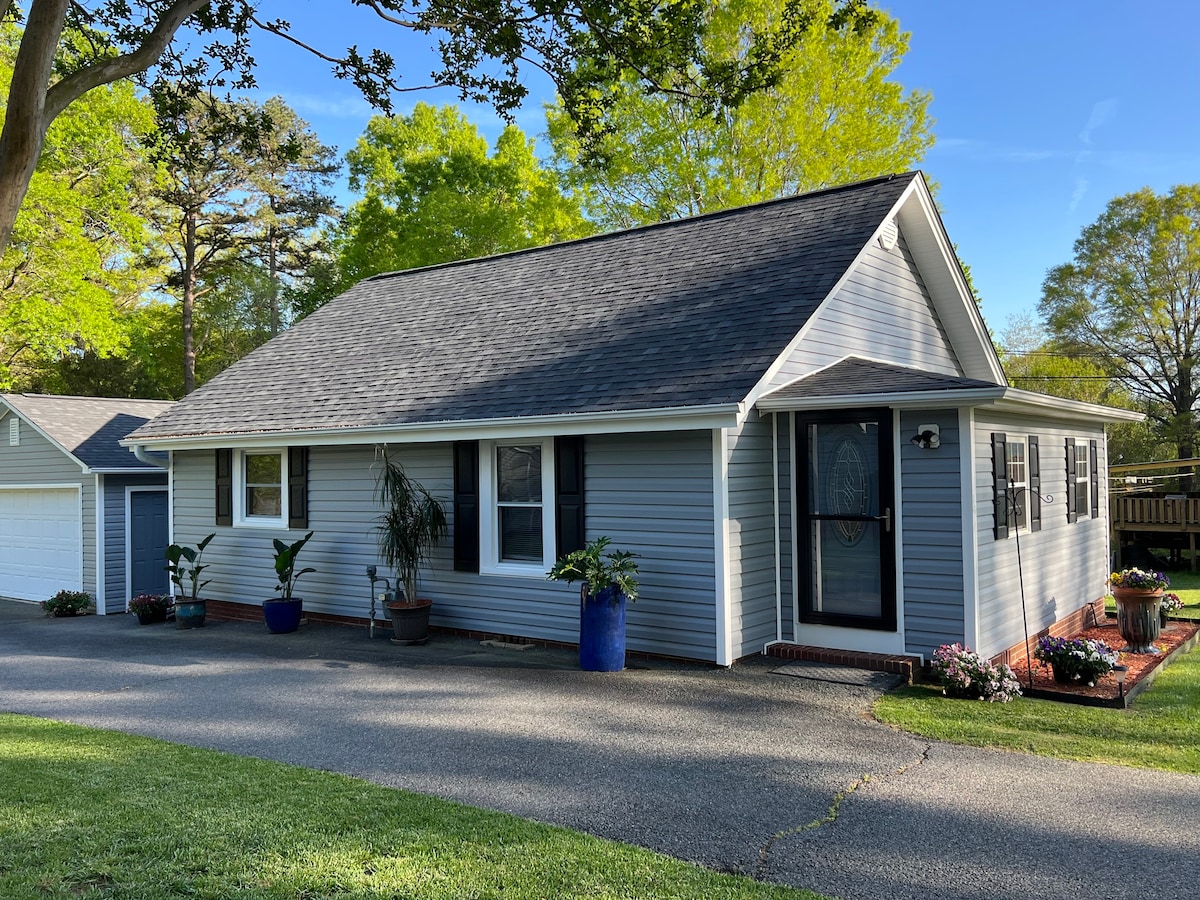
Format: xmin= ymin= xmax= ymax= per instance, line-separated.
xmin=124 ymin=173 xmax=1139 ymax=665
xmin=0 ymin=394 xmax=174 ymax=613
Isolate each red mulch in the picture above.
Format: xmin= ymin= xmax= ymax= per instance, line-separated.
xmin=1011 ymin=619 xmax=1200 ymax=701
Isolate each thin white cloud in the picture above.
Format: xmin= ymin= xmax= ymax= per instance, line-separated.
xmin=932 ymin=138 xmax=1057 ymax=163
xmin=1079 ymin=98 xmax=1118 ymax=145
xmin=1068 ymin=176 xmax=1089 ymax=214
xmin=278 ymin=93 xmax=375 ymax=119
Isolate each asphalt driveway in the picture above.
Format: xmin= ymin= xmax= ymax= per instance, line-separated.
xmin=1 ymin=600 xmax=1197 ymax=900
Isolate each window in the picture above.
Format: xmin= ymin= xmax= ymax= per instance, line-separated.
xmin=1074 ymin=441 xmax=1090 ymax=518
xmin=235 ymin=449 xmax=287 ymax=526
xmin=1005 ymin=438 xmax=1028 ymax=530
xmin=480 ymin=439 xmax=556 ymax=575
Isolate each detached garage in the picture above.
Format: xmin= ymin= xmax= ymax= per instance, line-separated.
xmin=0 ymin=394 xmax=173 ymax=613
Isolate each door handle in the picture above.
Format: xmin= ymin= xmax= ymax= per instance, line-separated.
xmin=875 ymin=508 xmax=892 ymax=533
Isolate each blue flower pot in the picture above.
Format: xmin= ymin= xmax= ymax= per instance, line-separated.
xmin=263 ymin=597 xmax=303 ymax=634
xmin=579 ymin=586 xmax=627 ymax=672
xmin=174 ymin=598 xmax=207 ymax=629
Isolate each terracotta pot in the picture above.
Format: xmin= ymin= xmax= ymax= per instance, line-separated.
xmin=1113 ymin=587 xmax=1162 ymax=654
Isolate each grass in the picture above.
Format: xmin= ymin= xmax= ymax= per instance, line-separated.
xmin=874 ymin=645 xmax=1200 ymax=775
xmin=0 ymin=715 xmax=826 ymax=900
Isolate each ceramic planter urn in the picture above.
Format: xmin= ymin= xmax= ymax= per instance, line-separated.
xmin=1113 ymin=587 xmax=1162 ymax=654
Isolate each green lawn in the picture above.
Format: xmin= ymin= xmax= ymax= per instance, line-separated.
xmin=1105 ymin=568 xmax=1200 ymax=620
xmin=0 ymin=714 xmax=825 ymax=900
xmin=874 ymin=645 xmax=1200 ymax=775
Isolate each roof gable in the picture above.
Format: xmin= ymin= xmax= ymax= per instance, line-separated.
xmin=0 ymin=394 xmax=174 ymax=470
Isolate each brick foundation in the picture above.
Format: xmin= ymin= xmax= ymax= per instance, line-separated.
xmin=764 ymin=642 xmax=919 ymax=682
xmin=989 ymin=597 xmax=1108 ymax=671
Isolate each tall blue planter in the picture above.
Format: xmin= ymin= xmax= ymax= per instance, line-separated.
xmin=263 ymin=597 xmax=303 ymax=634
xmin=579 ymin=585 xmax=627 ymax=672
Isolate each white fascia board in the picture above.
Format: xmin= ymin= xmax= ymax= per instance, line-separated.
xmin=87 ymin=467 xmax=171 ymax=475
xmin=757 ymin=387 xmax=1005 ymax=413
xmin=895 ymin=181 xmax=1007 ymax=384
xmin=984 ymin=389 xmax=1145 ymax=423
xmin=121 ymin=403 xmax=744 ymax=451
xmin=739 ymin=175 xmax=923 ymax=416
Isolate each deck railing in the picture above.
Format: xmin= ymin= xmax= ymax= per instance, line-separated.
xmin=1111 ymin=495 xmax=1200 ymax=531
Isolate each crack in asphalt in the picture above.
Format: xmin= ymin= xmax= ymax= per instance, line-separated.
xmin=753 ymin=741 xmax=933 ymax=880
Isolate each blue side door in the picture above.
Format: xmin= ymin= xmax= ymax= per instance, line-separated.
xmin=129 ymin=490 xmax=169 ymax=599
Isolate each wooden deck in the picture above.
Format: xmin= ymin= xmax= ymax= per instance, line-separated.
xmin=1111 ymin=494 xmax=1200 ymax=570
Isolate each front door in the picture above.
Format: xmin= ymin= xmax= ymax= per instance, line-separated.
xmin=128 ymin=489 xmax=169 ymax=599
xmin=797 ymin=409 xmax=896 ymax=631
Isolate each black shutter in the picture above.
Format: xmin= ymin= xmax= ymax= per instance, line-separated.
xmin=215 ymin=448 xmax=232 ymax=526
xmin=453 ymin=441 xmax=480 ymax=572
xmin=991 ymin=432 xmax=1008 ymax=540
xmin=555 ymin=436 xmax=586 ymax=560
xmin=288 ymin=447 xmax=309 ymax=529
xmin=1028 ymin=436 xmax=1041 ymax=533
xmin=1066 ymin=438 xmax=1078 ymax=523
xmin=1089 ymin=439 xmax=1100 ymax=518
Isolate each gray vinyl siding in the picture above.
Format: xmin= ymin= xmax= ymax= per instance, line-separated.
xmin=0 ymin=411 xmax=94 ymax=597
xmin=727 ymin=415 xmax=779 ymax=658
xmin=899 ymin=410 xmax=965 ymax=658
xmin=102 ymin=475 xmax=167 ymax=613
xmin=768 ymin=233 xmax=962 ymax=388
xmin=974 ymin=412 xmax=1109 ymax=658
xmin=171 ymin=430 xmax=719 ymax=661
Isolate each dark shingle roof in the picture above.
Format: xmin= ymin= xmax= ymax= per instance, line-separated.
xmin=130 ymin=173 xmax=917 ymax=441
xmin=1 ymin=394 xmax=174 ymax=469
xmin=764 ymin=358 xmax=1000 ymax=402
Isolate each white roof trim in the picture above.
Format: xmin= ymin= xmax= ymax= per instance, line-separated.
xmin=123 ymin=402 xmax=745 ymax=450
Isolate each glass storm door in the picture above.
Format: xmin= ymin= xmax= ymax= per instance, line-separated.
xmin=797 ymin=409 xmax=897 ymax=631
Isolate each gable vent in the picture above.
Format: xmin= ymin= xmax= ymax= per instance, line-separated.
xmin=877 ymin=218 xmax=899 ymax=252
xmin=8 ymin=418 xmax=18 ymax=446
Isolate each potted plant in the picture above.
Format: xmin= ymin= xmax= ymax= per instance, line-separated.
xmin=547 ymin=536 xmax=639 ymax=672
xmin=1160 ymin=592 xmax=1184 ymax=627
xmin=128 ymin=592 xmax=170 ymax=625
xmin=1110 ymin=567 xmax=1169 ymax=653
xmin=373 ymin=449 xmax=448 ymax=644
xmin=1034 ymin=635 xmax=1119 ymax=686
xmin=264 ymin=531 xmax=315 ymax=634
xmin=166 ymin=533 xmax=215 ymax=629
xmin=42 ymin=589 xmax=92 ymax=617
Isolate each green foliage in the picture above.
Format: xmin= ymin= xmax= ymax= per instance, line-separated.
xmin=41 ymin=589 xmax=91 ymax=617
xmin=373 ymin=449 xmax=449 ymax=604
xmin=547 ymin=537 xmax=640 ymax=603
xmin=1040 ymin=185 xmax=1200 ymax=459
xmin=0 ymin=23 xmax=160 ymax=389
xmin=546 ymin=0 xmax=932 ymax=228
xmin=165 ymin=533 xmax=215 ymax=601
xmin=308 ymin=103 xmax=592 ymax=304
xmin=875 ymin=646 xmax=1200 ymax=775
xmin=0 ymin=713 xmax=826 ymax=899
xmin=128 ymin=593 xmax=170 ymax=617
xmin=273 ymin=531 xmax=316 ymax=600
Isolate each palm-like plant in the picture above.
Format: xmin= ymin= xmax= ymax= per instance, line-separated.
xmin=273 ymin=531 xmax=316 ymax=599
xmin=374 ymin=449 xmax=448 ymax=604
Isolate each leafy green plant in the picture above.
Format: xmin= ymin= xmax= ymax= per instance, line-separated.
xmin=165 ymin=533 xmax=215 ymax=601
xmin=547 ymin=537 xmax=639 ymax=603
xmin=273 ymin=531 xmax=316 ymax=599
xmin=42 ymin=589 xmax=91 ymax=617
xmin=128 ymin=593 xmax=169 ymax=617
xmin=373 ymin=449 xmax=448 ymax=605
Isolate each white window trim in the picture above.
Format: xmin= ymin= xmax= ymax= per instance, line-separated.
xmin=479 ymin=437 xmax=555 ymax=578
xmin=1075 ymin=440 xmax=1091 ymax=520
xmin=233 ymin=448 xmax=288 ymax=528
xmin=1006 ymin=436 xmax=1028 ymax=530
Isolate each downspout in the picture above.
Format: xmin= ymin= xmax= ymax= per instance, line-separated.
xmin=131 ymin=444 xmax=168 ymax=469
xmin=773 ymin=412 xmax=782 ymax=644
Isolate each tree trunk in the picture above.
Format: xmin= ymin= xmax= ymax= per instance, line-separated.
xmin=268 ymin=223 xmax=280 ymax=336
xmin=182 ymin=211 xmax=198 ymax=394
xmin=0 ymin=0 xmax=69 ymax=256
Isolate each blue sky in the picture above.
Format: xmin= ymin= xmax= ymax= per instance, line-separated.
xmin=244 ymin=1 xmax=1200 ymax=338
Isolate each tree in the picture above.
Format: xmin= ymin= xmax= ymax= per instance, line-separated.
xmin=0 ymin=22 xmax=159 ymax=389
xmin=242 ymin=96 xmax=339 ymax=336
xmin=546 ymin=0 xmax=931 ymax=228
xmin=1040 ymin=186 xmax=1200 ymax=461
xmin=0 ymin=0 xmax=877 ymax=263
xmin=323 ymin=103 xmax=592 ymax=291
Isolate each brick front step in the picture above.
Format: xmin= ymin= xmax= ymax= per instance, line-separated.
xmin=765 ymin=642 xmax=918 ymax=682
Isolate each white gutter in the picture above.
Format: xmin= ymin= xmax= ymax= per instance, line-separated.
xmin=130 ymin=445 xmax=169 ymax=469
xmin=772 ymin=411 xmax=782 ymax=645
xmin=120 ymin=403 xmax=744 ymax=451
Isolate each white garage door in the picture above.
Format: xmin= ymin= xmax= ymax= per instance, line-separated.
xmin=0 ymin=488 xmax=82 ymax=602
